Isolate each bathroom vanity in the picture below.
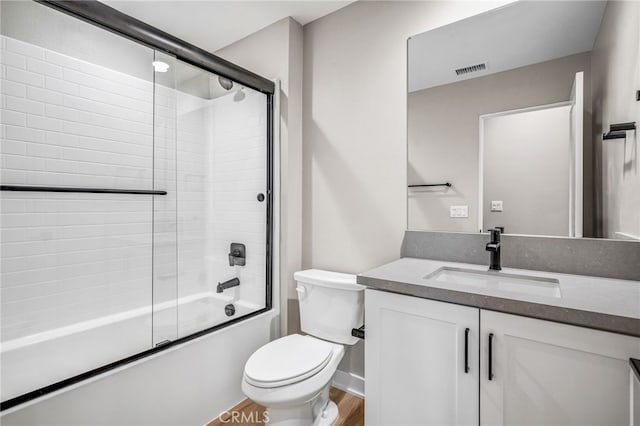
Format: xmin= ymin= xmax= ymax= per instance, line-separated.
xmin=391 ymin=0 xmax=640 ymax=422
xmin=359 ymin=258 xmax=640 ymax=426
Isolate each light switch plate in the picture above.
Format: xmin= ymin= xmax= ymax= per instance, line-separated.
xmin=491 ymin=200 xmax=503 ymax=212
xmin=450 ymin=205 xmax=469 ymax=218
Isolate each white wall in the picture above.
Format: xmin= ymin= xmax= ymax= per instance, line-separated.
xmin=302 ymin=0 xmax=510 ymax=379
xmin=216 ymin=17 xmax=303 ymax=335
xmin=591 ymin=1 xmax=640 ymax=240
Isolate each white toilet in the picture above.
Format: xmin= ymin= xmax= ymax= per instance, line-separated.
xmin=242 ymin=269 xmax=365 ymax=425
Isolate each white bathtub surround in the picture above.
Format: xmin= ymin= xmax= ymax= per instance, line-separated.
xmin=175 ymin=85 xmax=268 ymax=316
xmin=1 ymin=31 xmax=274 ymax=416
xmin=1 ymin=310 xmax=277 ymax=426
xmin=1 ymin=292 xmax=259 ymax=402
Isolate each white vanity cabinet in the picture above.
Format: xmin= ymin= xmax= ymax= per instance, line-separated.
xmin=364 ymin=289 xmax=480 ymax=426
xmin=365 ymin=289 xmax=640 ymax=426
xmin=480 ymin=310 xmax=640 ymax=426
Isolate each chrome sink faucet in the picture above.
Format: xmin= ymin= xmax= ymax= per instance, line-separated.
xmin=486 ymin=227 xmax=503 ymax=271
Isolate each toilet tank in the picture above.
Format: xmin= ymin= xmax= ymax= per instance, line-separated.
xmin=294 ymin=269 xmax=365 ymax=345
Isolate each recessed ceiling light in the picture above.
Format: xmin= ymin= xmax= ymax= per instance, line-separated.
xmin=152 ymin=61 xmax=170 ymax=73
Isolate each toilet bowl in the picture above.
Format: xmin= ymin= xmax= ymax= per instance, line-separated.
xmin=241 ymin=270 xmax=364 ymax=426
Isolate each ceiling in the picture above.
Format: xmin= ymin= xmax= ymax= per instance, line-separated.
xmin=408 ymin=1 xmax=607 ymax=93
xmin=103 ymin=0 xmax=354 ymax=53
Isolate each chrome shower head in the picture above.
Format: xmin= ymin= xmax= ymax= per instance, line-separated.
xmin=218 ymin=76 xmax=233 ymax=91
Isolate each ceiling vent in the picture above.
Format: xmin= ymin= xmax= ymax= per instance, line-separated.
xmin=454 ymin=62 xmax=487 ymax=76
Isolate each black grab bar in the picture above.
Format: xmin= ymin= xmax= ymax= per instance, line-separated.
xmin=408 ymin=182 xmax=452 ymax=188
xmin=0 ymin=185 xmax=167 ymax=195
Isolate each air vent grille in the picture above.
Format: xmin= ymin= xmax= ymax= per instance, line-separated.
xmin=455 ymin=62 xmax=487 ymax=76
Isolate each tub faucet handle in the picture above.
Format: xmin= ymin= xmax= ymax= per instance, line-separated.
xmin=228 ymin=243 xmax=246 ymax=266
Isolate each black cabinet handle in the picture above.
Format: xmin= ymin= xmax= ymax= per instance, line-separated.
xmin=464 ymin=328 xmax=470 ymax=373
xmin=488 ymin=333 xmax=494 ymax=380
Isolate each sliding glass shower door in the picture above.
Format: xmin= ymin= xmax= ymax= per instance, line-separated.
xmin=150 ymin=57 xmax=270 ymax=342
xmin=151 ymin=51 xmax=179 ymax=346
xmin=1 ymin=0 xmax=161 ymax=401
xmin=172 ymin=60 xmax=269 ymax=338
xmin=0 ymin=0 xmax=271 ymax=407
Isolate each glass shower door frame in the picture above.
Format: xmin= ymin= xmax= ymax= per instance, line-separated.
xmin=1 ymin=0 xmax=274 ymax=411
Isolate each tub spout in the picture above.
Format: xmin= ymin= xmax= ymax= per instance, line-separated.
xmin=217 ymin=277 xmax=240 ymax=293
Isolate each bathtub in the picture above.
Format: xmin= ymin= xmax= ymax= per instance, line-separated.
xmin=0 ymin=292 xmax=261 ymax=403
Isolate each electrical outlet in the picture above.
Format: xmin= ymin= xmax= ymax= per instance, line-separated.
xmin=491 ymin=200 xmax=503 ymax=212
xmin=450 ymin=205 xmax=469 ymax=218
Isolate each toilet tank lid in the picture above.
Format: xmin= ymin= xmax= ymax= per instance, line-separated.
xmin=294 ymin=269 xmax=365 ymax=291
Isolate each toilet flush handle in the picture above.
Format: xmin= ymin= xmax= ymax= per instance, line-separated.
xmin=295 ymin=286 xmax=307 ymax=300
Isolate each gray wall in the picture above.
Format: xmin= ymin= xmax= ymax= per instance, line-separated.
xmin=408 ymin=52 xmax=594 ymax=235
xmin=483 ymin=105 xmax=571 ymax=236
xmin=302 ymin=0 xmax=509 ymax=382
xmin=591 ymin=1 xmax=640 ymax=240
xmin=401 ymin=230 xmax=640 ymax=282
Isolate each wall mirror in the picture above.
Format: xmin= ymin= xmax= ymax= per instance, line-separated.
xmin=407 ymin=1 xmax=639 ymax=239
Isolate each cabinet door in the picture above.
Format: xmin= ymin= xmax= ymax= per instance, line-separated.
xmin=365 ymin=289 xmax=479 ymax=426
xmin=480 ymin=310 xmax=640 ymax=426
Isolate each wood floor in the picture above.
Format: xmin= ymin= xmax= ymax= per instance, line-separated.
xmin=208 ymin=387 xmax=364 ymax=426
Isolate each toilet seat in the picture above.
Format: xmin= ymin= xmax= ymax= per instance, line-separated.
xmin=244 ymin=334 xmax=333 ymax=388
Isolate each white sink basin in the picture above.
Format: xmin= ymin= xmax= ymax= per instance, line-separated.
xmin=424 ymin=267 xmax=561 ymax=298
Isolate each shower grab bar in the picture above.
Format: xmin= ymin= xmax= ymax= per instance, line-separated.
xmin=0 ymin=185 xmax=167 ymax=195
xmin=408 ymin=182 xmax=452 ymax=188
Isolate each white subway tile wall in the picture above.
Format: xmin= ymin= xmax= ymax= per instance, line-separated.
xmin=208 ymin=91 xmax=267 ymax=310
xmin=1 ymin=35 xmax=156 ymax=343
xmin=175 ymin=88 xmax=267 ymax=337
xmin=0 ymin=37 xmax=154 ymax=191
xmin=175 ymin=93 xmax=209 ymax=305
xmin=1 ymin=35 xmax=268 ymax=346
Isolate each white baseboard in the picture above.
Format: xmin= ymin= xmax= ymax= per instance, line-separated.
xmin=332 ymin=370 xmax=365 ymax=399
xmin=615 ymin=231 xmax=640 ymax=241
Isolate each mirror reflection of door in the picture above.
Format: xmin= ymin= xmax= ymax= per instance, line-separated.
xmin=479 ymin=72 xmax=584 ymax=237
xmin=407 ymin=1 xmax=640 ymax=239
xmin=569 ymin=72 xmax=584 ymax=237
